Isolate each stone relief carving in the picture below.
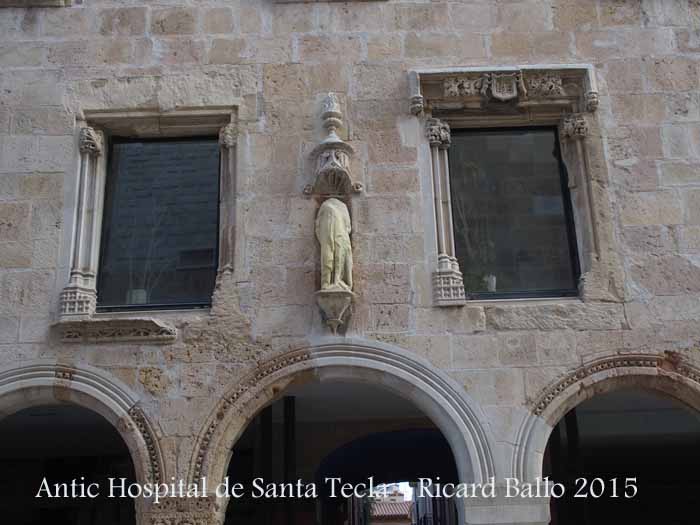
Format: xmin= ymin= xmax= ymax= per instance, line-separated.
xmin=305 ymin=93 xmax=359 ymax=333
xmin=585 ymin=91 xmax=599 ymax=112
xmin=413 ymin=66 xmax=598 ymax=116
xmin=79 ymin=126 xmax=103 ymax=155
xmin=128 ymin=405 xmax=163 ymax=484
xmin=526 ymin=73 xmax=566 ymax=97
xmin=559 ymin=114 xmax=588 ymax=141
xmin=531 ymin=353 xmax=700 ymax=417
xmin=55 ymin=318 xmax=177 ymax=344
xmin=218 ymin=122 xmax=236 ymax=149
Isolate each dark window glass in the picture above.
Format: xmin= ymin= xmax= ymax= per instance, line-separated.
xmin=449 ymin=128 xmax=579 ymax=299
xmin=97 ymin=138 xmax=220 ymax=309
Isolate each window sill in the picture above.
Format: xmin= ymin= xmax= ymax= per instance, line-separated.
xmin=53 ymin=316 xmax=178 ymax=345
xmin=464 ymin=296 xmax=583 ymax=307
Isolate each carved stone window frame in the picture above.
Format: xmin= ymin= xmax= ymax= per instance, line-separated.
xmin=55 ymin=107 xmax=238 ymax=343
xmin=410 ymin=65 xmax=623 ymax=306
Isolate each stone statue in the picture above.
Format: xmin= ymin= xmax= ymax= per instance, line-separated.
xmin=315 ymin=197 xmax=353 ymax=291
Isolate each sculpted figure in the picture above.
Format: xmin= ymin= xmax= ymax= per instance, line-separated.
xmin=315 ymin=197 xmax=353 ymax=291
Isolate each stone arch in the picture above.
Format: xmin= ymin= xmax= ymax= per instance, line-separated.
xmin=0 ymin=360 xmax=165 ymax=488
xmin=190 ymin=338 xmax=497 ymax=489
xmin=513 ymin=352 xmax=700 ymax=483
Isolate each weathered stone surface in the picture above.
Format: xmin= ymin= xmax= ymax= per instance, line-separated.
xmin=151 ymin=8 xmax=197 ymax=35
xmin=485 ymin=303 xmax=625 ymax=331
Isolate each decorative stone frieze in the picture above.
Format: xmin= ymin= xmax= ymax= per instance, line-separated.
xmin=305 ymin=94 xmax=360 ymax=333
xmin=59 ymin=125 xmax=106 ymax=321
xmin=127 ymin=405 xmax=163 ymax=484
xmin=426 ymin=118 xmax=466 ymax=306
xmin=410 ymin=65 xmax=599 ymax=119
xmin=55 ymin=317 xmax=177 ymax=344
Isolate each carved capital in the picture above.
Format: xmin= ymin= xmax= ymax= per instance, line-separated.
xmin=218 ymin=123 xmax=237 ymax=149
xmin=79 ymin=126 xmax=102 ymax=156
xmin=560 ymin=114 xmax=588 ymax=141
xmin=426 ymin=118 xmax=451 ymax=148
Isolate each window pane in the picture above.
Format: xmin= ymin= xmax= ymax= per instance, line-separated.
xmin=97 ymin=139 xmax=220 ymax=308
xmin=449 ymin=129 xmax=578 ymax=298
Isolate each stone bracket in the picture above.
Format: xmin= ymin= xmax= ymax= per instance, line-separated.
xmin=53 ymin=317 xmax=177 ymax=344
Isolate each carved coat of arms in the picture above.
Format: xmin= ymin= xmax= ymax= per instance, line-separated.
xmin=488 ymin=72 xmax=525 ymax=102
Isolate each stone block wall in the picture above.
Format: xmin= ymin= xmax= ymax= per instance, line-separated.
xmin=1 ymin=1 xmax=700 ymax=520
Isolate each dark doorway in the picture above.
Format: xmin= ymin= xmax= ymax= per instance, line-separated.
xmin=222 ymin=381 xmax=460 ymax=525
xmin=544 ymin=388 xmax=700 ymax=525
xmin=0 ymin=404 xmax=137 ymax=525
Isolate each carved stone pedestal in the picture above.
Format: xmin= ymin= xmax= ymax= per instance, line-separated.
xmin=316 ymin=287 xmax=356 ymax=334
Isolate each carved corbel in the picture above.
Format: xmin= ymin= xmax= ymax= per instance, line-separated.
xmin=559 ymin=114 xmax=588 ymax=142
xmin=426 ymin=118 xmax=466 ymax=306
xmin=218 ymin=122 xmax=237 ymax=276
xmin=585 ymin=91 xmax=599 ymax=112
xmin=409 ymin=70 xmax=425 ymax=116
xmin=60 ymin=126 xmax=106 ymax=320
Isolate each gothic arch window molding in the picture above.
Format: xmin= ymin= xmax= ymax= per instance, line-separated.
xmin=512 ymin=352 xmax=700 ymax=485
xmin=55 ymin=107 xmax=238 ymax=344
xmin=409 ymin=65 xmax=624 ymax=306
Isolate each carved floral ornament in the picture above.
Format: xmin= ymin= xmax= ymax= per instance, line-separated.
xmin=409 ymin=65 xmax=600 ymax=116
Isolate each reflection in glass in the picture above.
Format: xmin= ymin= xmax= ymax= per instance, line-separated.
xmin=97 ymin=139 xmax=220 ymax=309
xmin=449 ymin=128 xmax=579 ymax=298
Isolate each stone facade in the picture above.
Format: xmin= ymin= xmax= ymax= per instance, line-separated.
xmin=1 ymin=1 xmax=700 ymax=524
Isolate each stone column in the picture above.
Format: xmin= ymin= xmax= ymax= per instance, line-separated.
xmin=426 ymin=118 xmax=466 ymax=306
xmin=218 ymin=122 xmax=237 ymax=276
xmin=59 ymin=125 xmax=106 ymax=320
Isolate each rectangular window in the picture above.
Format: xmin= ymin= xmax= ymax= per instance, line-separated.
xmin=449 ymin=128 xmax=580 ymax=299
xmin=97 ymin=138 xmax=220 ymax=310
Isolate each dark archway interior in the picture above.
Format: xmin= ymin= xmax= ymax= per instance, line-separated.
xmin=223 ymin=381 xmax=459 ymax=525
xmin=0 ymin=404 xmax=137 ymax=525
xmin=544 ymin=388 xmax=700 ymax=525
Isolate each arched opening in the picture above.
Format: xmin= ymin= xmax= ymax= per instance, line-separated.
xmin=222 ymin=380 xmax=460 ymax=525
xmin=544 ymin=387 xmax=700 ymax=525
xmin=0 ymin=403 xmax=138 ymax=525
